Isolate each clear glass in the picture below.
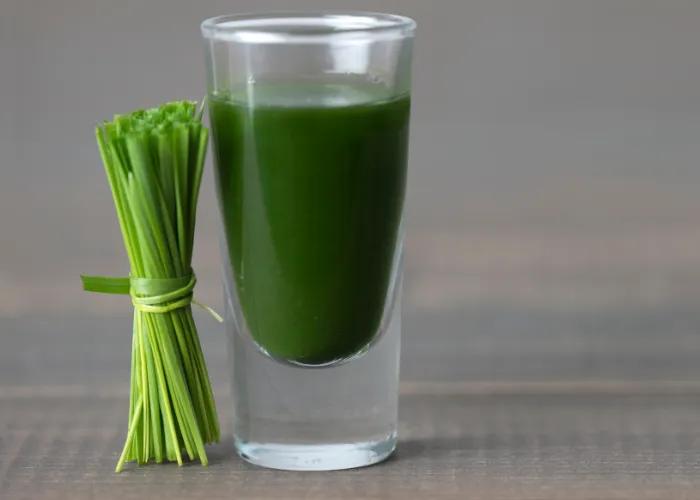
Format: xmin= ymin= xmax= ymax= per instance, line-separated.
xmin=202 ymin=11 xmax=415 ymax=471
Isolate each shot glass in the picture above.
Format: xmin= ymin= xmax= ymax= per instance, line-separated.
xmin=202 ymin=11 xmax=415 ymax=471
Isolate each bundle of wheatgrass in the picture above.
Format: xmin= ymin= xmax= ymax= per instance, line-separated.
xmin=81 ymin=100 xmax=221 ymax=472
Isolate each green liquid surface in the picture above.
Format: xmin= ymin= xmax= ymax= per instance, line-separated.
xmin=210 ymin=85 xmax=411 ymax=365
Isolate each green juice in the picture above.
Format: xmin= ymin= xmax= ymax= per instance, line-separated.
xmin=210 ymin=84 xmax=410 ymax=365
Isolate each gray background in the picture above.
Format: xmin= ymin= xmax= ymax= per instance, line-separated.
xmin=2 ymin=0 xmax=700 ymax=388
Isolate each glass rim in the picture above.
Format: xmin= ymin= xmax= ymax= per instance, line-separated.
xmin=201 ymin=11 xmax=416 ymax=44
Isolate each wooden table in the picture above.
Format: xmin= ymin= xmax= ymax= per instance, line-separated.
xmin=1 ymin=389 xmax=699 ymax=500
xmin=2 ymin=313 xmax=700 ymax=500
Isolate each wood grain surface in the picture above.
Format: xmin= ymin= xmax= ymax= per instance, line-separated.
xmin=3 ymin=297 xmax=700 ymax=499
xmin=1 ymin=390 xmax=699 ymax=500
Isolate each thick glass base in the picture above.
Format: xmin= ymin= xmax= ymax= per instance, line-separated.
xmin=236 ymin=434 xmax=397 ymax=471
xmin=223 ymin=259 xmax=402 ymax=472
